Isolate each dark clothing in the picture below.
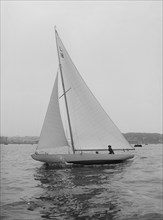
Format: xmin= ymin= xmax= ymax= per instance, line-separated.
xmin=108 ymin=148 xmax=114 ymax=154
xmin=108 ymin=145 xmax=114 ymax=154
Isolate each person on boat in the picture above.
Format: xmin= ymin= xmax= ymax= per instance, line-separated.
xmin=108 ymin=145 xmax=114 ymax=154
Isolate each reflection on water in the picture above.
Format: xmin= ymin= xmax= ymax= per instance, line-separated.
xmin=1 ymin=144 xmax=163 ymax=220
xmin=30 ymin=162 xmax=132 ymax=219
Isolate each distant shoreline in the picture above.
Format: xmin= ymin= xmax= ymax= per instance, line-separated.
xmin=0 ymin=133 xmax=162 ymax=145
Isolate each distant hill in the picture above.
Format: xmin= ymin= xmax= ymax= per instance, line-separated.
xmin=0 ymin=133 xmax=162 ymax=145
xmin=123 ymin=133 xmax=163 ymax=144
xmin=0 ymin=136 xmax=39 ymax=145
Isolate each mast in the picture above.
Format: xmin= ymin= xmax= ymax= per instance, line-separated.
xmin=55 ymin=28 xmax=75 ymax=154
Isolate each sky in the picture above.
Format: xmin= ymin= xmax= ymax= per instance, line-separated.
xmin=1 ymin=1 xmax=162 ymax=136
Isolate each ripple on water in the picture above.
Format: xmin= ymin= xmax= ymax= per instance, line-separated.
xmin=1 ymin=144 xmax=163 ymax=219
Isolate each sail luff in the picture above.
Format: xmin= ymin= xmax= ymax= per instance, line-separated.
xmin=55 ymin=28 xmax=75 ymax=154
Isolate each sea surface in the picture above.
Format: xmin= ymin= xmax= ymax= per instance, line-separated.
xmin=0 ymin=144 xmax=162 ymax=220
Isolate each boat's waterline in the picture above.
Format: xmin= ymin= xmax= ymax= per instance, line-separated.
xmin=31 ymin=153 xmax=134 ymax=165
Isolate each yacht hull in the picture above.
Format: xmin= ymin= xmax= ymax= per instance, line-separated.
xmin=31 ymin=153 xmax=134 ymax=165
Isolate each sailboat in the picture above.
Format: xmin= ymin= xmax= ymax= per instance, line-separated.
xmin=31 ymin=28 xmax=134 ymax=165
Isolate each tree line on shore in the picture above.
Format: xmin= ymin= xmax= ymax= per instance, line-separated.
xmin=0 ymin=133 xmax=162 ymax=145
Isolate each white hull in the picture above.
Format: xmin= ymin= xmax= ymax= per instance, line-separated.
xmin=31 ymin=153 xmax=134 ymax=165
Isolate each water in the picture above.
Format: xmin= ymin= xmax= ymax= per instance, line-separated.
xmin=1 ymin=144 xmax=162 ymax=220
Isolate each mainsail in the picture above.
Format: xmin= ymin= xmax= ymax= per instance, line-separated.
xmin=55 ymin=30 xmax=133 ymax=151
